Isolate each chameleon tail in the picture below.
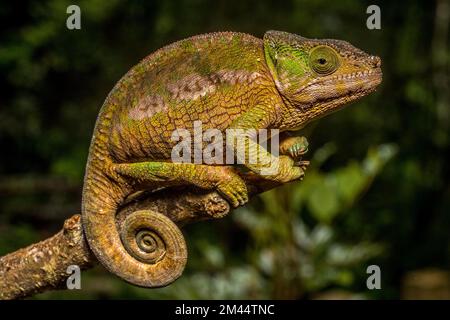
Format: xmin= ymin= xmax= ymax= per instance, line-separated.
xmin=81 ymin=165 xmax=187 ymax=287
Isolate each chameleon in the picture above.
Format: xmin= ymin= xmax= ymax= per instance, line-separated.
xmin=82 ymin=30 xmax=382 ymax=288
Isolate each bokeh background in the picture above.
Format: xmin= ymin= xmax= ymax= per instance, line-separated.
xmin=0 ymin=0 xmax=449 ymax=299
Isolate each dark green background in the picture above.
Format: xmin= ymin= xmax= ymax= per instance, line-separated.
xmin=0 ymin=0 xmax=449 ymax=299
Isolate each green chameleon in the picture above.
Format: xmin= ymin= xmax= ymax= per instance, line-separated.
xmin=82 ymin=31 xmax=382 ymax=288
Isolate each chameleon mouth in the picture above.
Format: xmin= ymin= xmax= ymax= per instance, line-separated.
xmin=302 ymin=68 xmax=382 ymax=114
xmin=321 ymin=68 xmax=382 ymax=90
xmin=317 ymin=74 xmax=381 ymax=108
xmin=337 ymin=69 xmax=382 ymax=80
xmin=325 ymin=68 xmax=382 ymax=94
xmin=294 ymin=68 xmax=382 ymax=97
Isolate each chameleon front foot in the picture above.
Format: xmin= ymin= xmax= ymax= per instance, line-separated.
xmin=280 ymin=136 xmax=309 ymax=160
xmin=277 ymin=136 xmax=310 ymax=181
xmin=120 ymin=210 xmax=187 ymax=287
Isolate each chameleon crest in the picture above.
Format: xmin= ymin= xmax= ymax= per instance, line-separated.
xmin=82 ymin=31 xmax=382 ymax=288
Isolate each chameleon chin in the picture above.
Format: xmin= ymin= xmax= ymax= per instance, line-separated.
xmin=81 ymin=30 xmax=382 ymax=288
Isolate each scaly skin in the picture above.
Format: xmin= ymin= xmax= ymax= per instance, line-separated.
xmin=82 ymin=31 xmax=382 ymax=287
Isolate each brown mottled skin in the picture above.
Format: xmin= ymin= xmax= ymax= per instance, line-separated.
xmin=82 ymin=31 xmax=382 ymax=287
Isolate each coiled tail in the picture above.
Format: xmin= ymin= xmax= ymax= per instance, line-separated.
xmin=81 ymin=161 xmax=187 ymax=287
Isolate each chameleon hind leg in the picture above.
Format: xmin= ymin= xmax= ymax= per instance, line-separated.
xmin=113 ymin=161 xmax=248 ymax=207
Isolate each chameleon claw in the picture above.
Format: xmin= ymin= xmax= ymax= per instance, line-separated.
xmin=284 ymin=137 xmax=309 ymax=160
xmin=295 ymin=160 xmax=310 ymax=167
xmin=295 ymin=160 xmax=310 ymax=174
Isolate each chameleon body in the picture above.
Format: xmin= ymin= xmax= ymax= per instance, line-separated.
xmin=82 ymin=31 xmax=382 ymax=287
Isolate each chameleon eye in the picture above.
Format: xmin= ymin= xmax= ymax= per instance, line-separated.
xmin=309 ymin=46 xmax=340 ymax=75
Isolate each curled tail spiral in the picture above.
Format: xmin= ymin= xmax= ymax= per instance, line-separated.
xmin=81 ymin=164 xmax=187 ymax=287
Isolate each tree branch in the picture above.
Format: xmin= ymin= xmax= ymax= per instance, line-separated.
xmin=0 ymin=172 xmax=281 ymax=299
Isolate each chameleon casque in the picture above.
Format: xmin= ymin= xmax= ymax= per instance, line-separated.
xmin=82 ymin=31 xmax=382 ymax=288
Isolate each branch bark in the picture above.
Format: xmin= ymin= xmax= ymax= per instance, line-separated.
xmin=0 ymin=172 xmax=281 ymax=299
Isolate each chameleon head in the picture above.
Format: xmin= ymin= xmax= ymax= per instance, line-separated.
xmin=263 ymin=30 xmax=382 ymax=129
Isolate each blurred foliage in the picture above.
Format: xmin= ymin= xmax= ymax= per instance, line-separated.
xmin=0 ymin=0 xmax=449 ymax=299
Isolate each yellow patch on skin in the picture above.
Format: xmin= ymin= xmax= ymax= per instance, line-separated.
xmin=335 ymin=80 xmax=349 ymax=95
